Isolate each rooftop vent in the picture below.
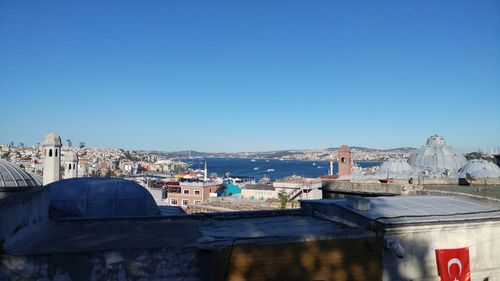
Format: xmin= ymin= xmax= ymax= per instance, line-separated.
xmin=347 ymin=196 xmax=371 ymax=211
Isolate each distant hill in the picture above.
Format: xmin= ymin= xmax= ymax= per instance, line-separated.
xmin=153 ymin=146 xmax=417 ymax=161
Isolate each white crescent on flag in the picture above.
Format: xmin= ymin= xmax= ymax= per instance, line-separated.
xmin=447 ymin=258 xmax=462 ymax=278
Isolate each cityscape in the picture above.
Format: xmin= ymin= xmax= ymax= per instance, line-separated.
xmin=1 ymin=1 xmax=500 ymax=281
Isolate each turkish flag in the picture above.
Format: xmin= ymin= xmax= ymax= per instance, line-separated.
xmin=435 ymin=247 xmax=471 ymax=281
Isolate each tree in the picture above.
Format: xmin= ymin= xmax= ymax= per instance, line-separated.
xmin=278 ymin=189 xmax=288 ymax=209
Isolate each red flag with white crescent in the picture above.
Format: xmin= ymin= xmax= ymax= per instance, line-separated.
xmin=435 ymin=247 xmax=471 ymax=281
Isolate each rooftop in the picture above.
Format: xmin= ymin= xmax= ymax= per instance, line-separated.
xmin=5 ymin=212 xmax=372 ymax=255
xmin=303 ymin=196 xmax=500 ymax=227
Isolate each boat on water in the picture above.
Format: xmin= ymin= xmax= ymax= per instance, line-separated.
xmin=266 ymin=168 xmax=274 ymax=172
xmin=250 ymin=159 xmax=256 ymax=162
xmin=317 ymin=166 xmax=322 ymax=168
xmin=253 ymin=167 xmax=259 ymax=170
xmin=312 ymin=163 xmax=316 ymax=166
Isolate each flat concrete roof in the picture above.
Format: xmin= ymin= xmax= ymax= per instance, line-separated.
xmin=303 ymin=196 xmax=500 ymax=227
xmin=5 ymin=213 xmax=373 ymax=256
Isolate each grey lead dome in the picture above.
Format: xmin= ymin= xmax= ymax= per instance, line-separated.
xmin=0 ymin=159 xmax=43 ymax=191
xmin=408 ymin=135 xmax=467 ymax=172
xmin=460 ymin=159 xmax=500 ymax=179
xmin=376 ymin=158 xmax=413 ymax=175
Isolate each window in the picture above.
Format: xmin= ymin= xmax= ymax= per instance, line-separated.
xmin=194 ymin=200 xmax=201 ymax=205
xmin=73 ymin=163 xmax=76 ymax=169
xmin=183 ymin=189 xmax=189 ymax=195
xmin=68 ymin=164 xmax=71 ymax=170
xmin=49 ymin=149 xmax=53 ymax=157
xmin=194 ymin=190 xmax=200 ymax=195
xmin=182 ymin=199 xmax=189 ymax=206
xmin=170 ymin=199 xmax=178 ymax=205
xmin=55 ymin=149 xmax=58 ymax=157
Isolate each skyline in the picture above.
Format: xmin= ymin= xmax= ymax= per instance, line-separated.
xmin=1 ymin=1 xmax=499 ymax=152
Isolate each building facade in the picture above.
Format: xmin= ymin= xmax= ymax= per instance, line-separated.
xmin=166 ymin=181 xmax=221 ymax=207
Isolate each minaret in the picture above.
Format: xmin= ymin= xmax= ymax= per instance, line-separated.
xmin=204 ymin=161 xmax=208 ymax=182
xmin=329 ymin=155 xmax=334 ymax=176
xmin=42 ymin=133 xmax=62 ymax=185
xmin=64 ymin=151 xmax=78 ymax=179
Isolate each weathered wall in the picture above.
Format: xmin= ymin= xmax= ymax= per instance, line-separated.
xmin=382 ymin=221 xmax=500 ymax=281
xmin=322 ymin=180 xmax=422 ymax=196
xmin=0 ymin=189 xmax=49 ymax=247
xmin=205 ymin=238 xmax=382 ymax=281
xmin=0 ymin=247 xmax=200 ymax=281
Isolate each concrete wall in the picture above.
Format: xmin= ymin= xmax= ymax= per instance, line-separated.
xmin=0 ymin=189 xmax=49 ymax=247
xmin=240 ymin=188 xmax=277 ymax=200
xmin=146 ymin=187 xmax=165 ymax=206
xmin=382 ymin=221 xmax=500 ymax=281
xmin=322 ymin=180 xmax=422 ymax=196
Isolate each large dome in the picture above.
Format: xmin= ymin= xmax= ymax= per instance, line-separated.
xmin=408 ymin=135 xmax=467 ymax=172
xmin=47 ymin=177 xmax=160 ymax=218
xmin=460 ymin=159 xmax=500 ymax=179
xmin=0 ymin=160 xmax=42 ymax=191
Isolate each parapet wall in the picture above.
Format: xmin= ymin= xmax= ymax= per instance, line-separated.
xmin=0 ymin=188 xmax=49 ymax=247
xmin=322 ymin=180 xmax=423 ymax=196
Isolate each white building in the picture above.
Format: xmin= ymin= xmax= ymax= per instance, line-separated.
xmin=42 ymin=133 xmax=62 ymax=185
xmin=302 ymin=195 xmax=500 ymax=280
xmin=63 ymin=151 xmax=78 ymax=179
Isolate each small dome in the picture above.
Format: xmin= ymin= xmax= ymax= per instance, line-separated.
xmin=460 ymin=159 xmax=500 ymax=179
xmin=48 ymin=178 xmax=160 ymax=218
xmin=377 ymin=158 xmax=413 ymax=175
xmin=42 ymin=133 xmax=62 ymax=147
xmin=409 ymin=135 xmax=467 ymax=172
xmin=0 ymin=160 xmax=43 ymax=191
xmin=64 ymin=151 xmax=78 ymax=162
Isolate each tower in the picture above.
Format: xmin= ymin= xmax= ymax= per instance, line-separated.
xmin=329 ymin=155 xmax=334 ymax=176
xmin=42 ymin=133 xmax=62 ymax=185
xmin=64 ymin=151 xmax=78 ymax=179
xmin=337 ymin=145 xmax=352 ymax=177
xmin=204 ymin=161 xmax=208 ymax=182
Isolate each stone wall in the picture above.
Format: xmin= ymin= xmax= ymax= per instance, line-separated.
xmin=0 ymin=247 xmax=200 ymax=281
xmin=322 ymin=180 xmax=423 ymax=196
xmin=0 ymin=189 xmax=49 ymax=247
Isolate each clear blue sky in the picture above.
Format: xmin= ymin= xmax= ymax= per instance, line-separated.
xmin=1 ymin=1 xmax=499 ymax=152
